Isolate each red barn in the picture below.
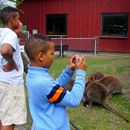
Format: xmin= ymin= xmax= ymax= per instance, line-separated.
xmin=19 ymin=0 xmax=130 ymax=53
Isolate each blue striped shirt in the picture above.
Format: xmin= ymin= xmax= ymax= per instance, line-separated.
xmin=26 ymin=66 xmax=87 ymax=130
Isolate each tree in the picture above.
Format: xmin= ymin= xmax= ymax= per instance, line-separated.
xmin=0 ymin=0 xmax=8 ymax=9
xmin=10 ymin=0 xmax=24 ymax=6
xmin=0 ymin=0 xmax=24 ymax=10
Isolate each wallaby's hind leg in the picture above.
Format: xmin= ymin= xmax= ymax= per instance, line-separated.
xmin=88 ymin=99 xmax=93 ymax=109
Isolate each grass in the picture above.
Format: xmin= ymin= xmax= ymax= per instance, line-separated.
xmin=24 ymin=54 xmax=130 ymax=130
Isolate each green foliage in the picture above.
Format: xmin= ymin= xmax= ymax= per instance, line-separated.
xmin=0 ymin=0 xmax=6 ymax=9
xmin=10 ymin=0 xmax=24 ymax=6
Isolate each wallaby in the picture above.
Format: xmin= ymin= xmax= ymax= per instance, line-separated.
xmin=89 ymin=72 xmax=130 ymax=96
xmin=83 ymin=81 xmax=129 ymax=123
xmin=98 ymin=76 xmax=122 ymax=96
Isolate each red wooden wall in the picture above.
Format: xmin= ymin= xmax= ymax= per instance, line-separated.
xmin=19 ymin=0 xmax=130 ymax=52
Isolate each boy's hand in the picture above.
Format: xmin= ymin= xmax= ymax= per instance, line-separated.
xmin=2 ymin=60 xmax=18 ymax=72
xmin=75 ymin=55 xmax=87 ymax=71
xmin=68 ymin=55 xmax=88 ymax=71
xmin=68 ymin=55 xmax=76 ymax=70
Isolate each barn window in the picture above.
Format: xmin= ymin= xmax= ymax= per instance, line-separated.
xmin=101 ymin=13 xmax=128 ymax=37
xmin=46 ymin=14 xmax=67 ymax=35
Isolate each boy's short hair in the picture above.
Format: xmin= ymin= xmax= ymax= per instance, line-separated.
xmin=24 ymin=34 xmax=52 ymax=61
xmin=0 ymin=6 xmax=18 ymax=24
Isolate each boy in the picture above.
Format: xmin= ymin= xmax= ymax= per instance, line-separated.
xmin=0 ymin=6 xmax=27 ymax=130
xmin=25 ymin=34 xmax=87 ymax=130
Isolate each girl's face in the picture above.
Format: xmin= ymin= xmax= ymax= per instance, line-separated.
xmin=43 ymin=42 xmax=55 ymax=68
xmin=14 ymin=22 xmax=23 ymax=35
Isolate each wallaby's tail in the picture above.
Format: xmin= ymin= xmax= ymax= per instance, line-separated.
xmin=70 ymin=120 xmax=80 ymax=130
xmin=103 ymin=100 xmax=129 ymax=123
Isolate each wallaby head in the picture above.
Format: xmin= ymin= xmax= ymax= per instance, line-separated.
xmin=88 ymin=72 xmax=104 ymax=81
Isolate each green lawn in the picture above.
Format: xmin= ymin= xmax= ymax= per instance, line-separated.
xmin=24 ymin=55 xmax=130 ymax=130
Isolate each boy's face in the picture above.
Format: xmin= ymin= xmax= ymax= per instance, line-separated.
xmin=42 ymin=42 xmax=55 ymax=68
xmin=10 ymin=12 xmax=20 ymax=30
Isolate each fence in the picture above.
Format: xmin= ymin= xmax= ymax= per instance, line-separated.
xmin=20 ymin=33 xmax=98 ymax=57
xmin=48 ymin=35 xmax=98 ymax=57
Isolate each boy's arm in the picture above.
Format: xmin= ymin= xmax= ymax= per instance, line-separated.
xmin=1 ymin=43 xmax=18 ymax=71
xmin=46 ymin=69 xmax=87 ymax=107
xmin=56 ymin=67 xmax=75 ymax=88
xmin=56 ymin=55 xmax=76 ymax=88
xmin=1 ymin=31 xmax=18 ymax=72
